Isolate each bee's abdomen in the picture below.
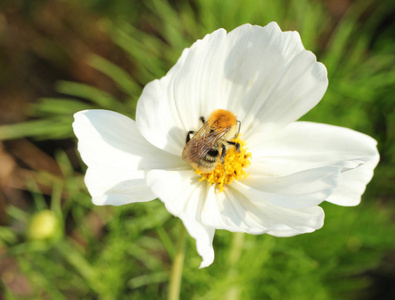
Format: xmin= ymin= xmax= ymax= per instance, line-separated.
xmin=192 ymin=148 xmax=220 ymax=173
xmin=205 ymin=149 xmax=219 ymax=161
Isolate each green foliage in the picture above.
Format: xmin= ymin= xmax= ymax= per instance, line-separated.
xmin=1 ymin=0 xmax=394 ymax=299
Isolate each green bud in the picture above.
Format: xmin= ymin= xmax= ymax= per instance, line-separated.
xmin=27 ymin=210 xmax=61 ymax=241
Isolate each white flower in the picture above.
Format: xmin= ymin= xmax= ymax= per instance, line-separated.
xmin=72 ymin=23 xmax=379 ymax=268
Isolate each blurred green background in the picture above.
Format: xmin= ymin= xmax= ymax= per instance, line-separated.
xmin=0 ymin=0 xmax=394 ymax=299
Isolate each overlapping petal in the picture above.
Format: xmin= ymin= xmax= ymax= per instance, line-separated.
xmin=73 ymin=110 xmax=183 ymax=205
xmin=146 ymin=169 xmax=215 ymax=268
xmin=136 ymin=22 xmax=328 ymax=154
xmin=248 ymin=121 xmax=379 ymax=206
xmin=326 ymin=159 xmax=379 ymax=206
xmin=201 ymin=182 xmax=325 ymax=236
xmin=243 ymin=166 xmax=341 ymax=209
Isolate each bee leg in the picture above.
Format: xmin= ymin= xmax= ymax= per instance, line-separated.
xmin=220 ymin=144 xmax=227 ymax=175
xmin=186 ymin=131 xmax=195 ymax=143
xmin=220 ymin=144 xmax=227 ymax=164
xmin=227 ymin=141 xmax=241 ymax=152
xmin=200 ymin=116 xmax=206 ymax=124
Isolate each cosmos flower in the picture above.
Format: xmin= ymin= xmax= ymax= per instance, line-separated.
xmin=72 ymin=22 xmax=379 ymax=268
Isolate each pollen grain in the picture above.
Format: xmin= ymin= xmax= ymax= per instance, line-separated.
xmin=195 ymin=136 xmax=251 ymax=192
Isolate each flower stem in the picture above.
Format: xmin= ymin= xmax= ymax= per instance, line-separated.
xmin=229 ymin=232 xmax=245 ymax=266
xmin=224 ymin=232 xmax=245 ymax=300
xmin=168 ymin=222 xmax=186 ymax=300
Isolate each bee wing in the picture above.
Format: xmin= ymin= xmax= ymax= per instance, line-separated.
xmin=182 ymin=123 xmax=228 ymax=163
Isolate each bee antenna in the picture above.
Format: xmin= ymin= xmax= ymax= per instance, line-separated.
xmin=236 ymin=120 xmax=241 ymax=135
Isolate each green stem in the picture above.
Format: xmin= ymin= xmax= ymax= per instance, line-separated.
xmin=229 ymin=232 xmax=245 ymax=266
xmin=168 ymin=222 xmax=186 ymax=300
xmin=224 ymin=232 xmax=245 ymax=300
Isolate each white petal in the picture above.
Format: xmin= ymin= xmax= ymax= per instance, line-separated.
xmin=136 ymin=27 xmax=229 ymax=154
xmin=73 ymin=110 xmax=182 ymax=205
xmin=146 ymin=169 xmax=215 ymax=268
xmin=136 ymin=22 xmax=328 ymax=153
xmin=326 ymin=158 xmax=379 ymax=206
xmin=243 ymin=166 xmax=341 ymax=208
xmin=181 ymin=215 xmax=215 ymax=268
xmin=249 ymin=121 xmax=379 ymax=206
xmin=223 ymin=23 xmax=327 ymax=139
xmin=85 ymin=167 xmax=153 ymax=205
xmin=201 ymin=183 xmax=325 ymax=236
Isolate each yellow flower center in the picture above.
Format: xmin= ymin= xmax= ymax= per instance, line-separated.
xmin=195 ymin=136 xmax=251 ymax=192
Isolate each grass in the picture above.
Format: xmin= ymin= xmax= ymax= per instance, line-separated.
xmin=0 ymin=0 xmax=394 ymax=299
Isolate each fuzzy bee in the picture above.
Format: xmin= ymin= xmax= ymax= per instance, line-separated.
xmin=182 ymin=109 xmax=241 ymax=173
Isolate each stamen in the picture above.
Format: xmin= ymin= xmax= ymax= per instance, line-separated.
xmin=195 ymin=136 xmax=251 ymax=192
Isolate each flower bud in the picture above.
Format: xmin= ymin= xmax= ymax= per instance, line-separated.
xmin=27 ymin=210 xmax=61 ymax=241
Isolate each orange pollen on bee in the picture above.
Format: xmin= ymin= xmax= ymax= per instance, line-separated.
xmin=195 ymin=135 xmax=251 ymax=192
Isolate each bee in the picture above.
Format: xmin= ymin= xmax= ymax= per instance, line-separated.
xmin=182 ymin=109 xmax=241 ymax=173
